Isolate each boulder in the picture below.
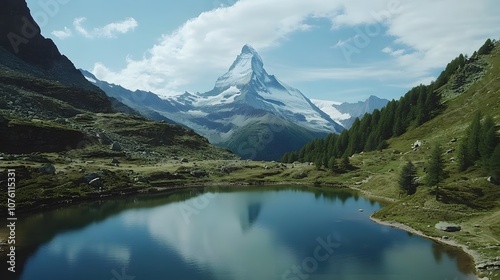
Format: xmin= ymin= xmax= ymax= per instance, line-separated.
xmin=110 ymin=141 xmax=123 ymax=151
xmin=411 ymin=140 xmax=422 ymax=150
xmin=190 ymin=170 xmax=208 ymax=178
xmin=39 ymin=163 xmax=56 ymax=175
xmin=54 ymin=118 xmax=68 ymax=124
xmin=97 ymin=133 xmax=112 ymax=145
xmin=84 ymin=173 xmax=103 ymax=188
xmin=89 ymin=177 xmax=104 ymax=188
xmin=435 ymin=221 xmax=461 ymax=232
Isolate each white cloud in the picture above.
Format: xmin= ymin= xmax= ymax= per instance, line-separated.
xmin=92 ymin=0 xmax=500 ymax=96
xmin=73 ymin=17 xmax=91 ymax=38
xmin=51 ymin=27 xmax=72 ymax=40
xmin=382 ymin=46 xmax=405 ymax=57
xmin=382 ymin=47 xmax=393 ymax=54
xmin=73 ymin=17 xmax=138 ymax=39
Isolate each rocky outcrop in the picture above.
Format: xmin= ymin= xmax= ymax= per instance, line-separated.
xmin=435 ymin=221 xmax=461 ymax=232
xmin=0 ymin=0 xmax=62 ymax=68
xmin=0 ymin=118 xmax=88 ymax=154
xmin=39 ymin=163 xmax=56 ymax=175
xmin=0 ymin=0 xmax=114 ymax=113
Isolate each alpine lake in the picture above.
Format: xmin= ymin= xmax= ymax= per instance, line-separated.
xmin=5 ymin=186 xmax=476 ymax=280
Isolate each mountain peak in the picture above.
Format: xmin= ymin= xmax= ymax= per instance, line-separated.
xmin=241 ymin=44 xmax=258 ymax=54
xmin=214 ymin=44 xmax=265 ymax=88
xmin=238 ymin=44 xmax=263 ymax=67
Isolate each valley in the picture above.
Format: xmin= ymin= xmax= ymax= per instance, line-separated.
xmin=0 ymin=0 xmax=499 ymax=279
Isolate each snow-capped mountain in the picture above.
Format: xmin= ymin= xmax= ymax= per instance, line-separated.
xmin=312 ymin=96 xmax=389 ymax=128
xmin=180 ymin=45 xmax=342 ymax=133
xmin=81 ymin=45 xmax=344 ymax=160
xmin=310 ymin=99 xmax=351 ymax=125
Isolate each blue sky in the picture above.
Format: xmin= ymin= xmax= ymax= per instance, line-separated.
xmin=26 ymin=0 xmax=500 ymax=103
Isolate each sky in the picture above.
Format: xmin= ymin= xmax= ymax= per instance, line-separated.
xmin=25 ymin=0 xmax=500 ymax=103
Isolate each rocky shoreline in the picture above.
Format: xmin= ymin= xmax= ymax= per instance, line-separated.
xmin=370 ymin=216 xmax=499 ymax=280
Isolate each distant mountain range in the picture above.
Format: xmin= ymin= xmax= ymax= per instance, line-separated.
xmin=83 ymin=45 xmax=355 ymax=160
xmin=312 ymin=96 xmax=389 ymax=128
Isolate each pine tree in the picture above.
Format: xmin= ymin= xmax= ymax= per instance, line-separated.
xmin=457 ymin=141 xmax=470 ymax=172
xmin=364 ymin=132 xmax=377 ymax=152
xmin=314 ymin=157 xmax=322 ymax=170
xmin=478 ymin=38 xmax=494 ymax=55
xmin=426 ymin=144 xmax=446 ymax=186
xmin=466 ymin=111 xmax=482 ymax=161
xmin=328 ymin=157 xmax=338 ymax=173
xmin=377 ymin=139 xmax=388 ymax=151
xmin=490 ymin=144 xmax=500 ymax=184
xmin=399 ymin=161 xmax=417 ymax=195
xmin=479 ymin=115 xmax=497 ymax=169
xmin=322 ymin=155 xmax=329 ymax=169
xmin=393 ymin=113 xmax=405 ymax=137
xmin=339 ymin=154 xmax=351 ymax=171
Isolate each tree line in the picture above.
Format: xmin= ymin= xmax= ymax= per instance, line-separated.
xmin=281 ymin=83 xmax=442 ymax=167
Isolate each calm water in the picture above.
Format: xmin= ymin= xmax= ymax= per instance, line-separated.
xmin=9 ymin=187 xmax=476 ymax=280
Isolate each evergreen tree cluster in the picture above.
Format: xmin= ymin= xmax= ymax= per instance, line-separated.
xmin=477 ymin=38 xmax=495 ymax=56
xmin=457 ymin=111 xmax=499 ymax=178
xmin=281 ymin=77 xmax=443 ymax=166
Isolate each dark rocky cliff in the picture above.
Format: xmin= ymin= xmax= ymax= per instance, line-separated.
xmin=0 ymin=0 xmax=114 ymax=113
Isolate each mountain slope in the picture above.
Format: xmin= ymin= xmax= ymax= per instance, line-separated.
xmin=85 ymin=45 xmax=343 ymax=160
xmin=0 ymin=0 xmax=236 ymax=159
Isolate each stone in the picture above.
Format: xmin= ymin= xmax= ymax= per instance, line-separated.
xmin=110 ymin=142 xmax=123 ymax=151
xmin=134 ymin=176 xmax=148 ymax=183
xmin=54 ymin=118 xmax=68 ymax=124
xmin=97 ymin=133 xmax=112 ymax=145
xmin=190 ymin=170 xmax=208 ymax=178
xmin=84 ymin=173 xmax=103 ymax=188
xmin=411 ymin=140 xmax=422 ymax=150
xmin=435 ymin=221 xmax=461 ymax=232
xmin=39 ymin=163 xmax=56 ymax=175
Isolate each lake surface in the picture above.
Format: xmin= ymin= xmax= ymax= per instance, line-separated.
xmin=10 ymin=186 xmax=476 ymax=280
